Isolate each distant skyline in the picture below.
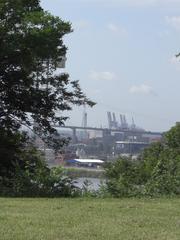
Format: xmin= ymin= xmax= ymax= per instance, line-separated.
xmin=41 ymin=0 xmax=180 ymax=132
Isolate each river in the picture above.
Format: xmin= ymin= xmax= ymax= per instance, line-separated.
xmin=74 ymin=177 xmax=105 ymax=191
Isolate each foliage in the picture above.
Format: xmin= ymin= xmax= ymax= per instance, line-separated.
xmin=145 ymin=148 xmax=180 ymax=196
xmin=104 ymin=158 xmax=142 ymax=197
xmin=164 ymin=122 xmax=180 ymax=149
xmin=0 ymin=128 xmax=78 ymax=197
xmin=43 ymin=166 xmax=78 ymax=197
xmin=0 ymin=0 xmax=94 ymax=196
xmin=139 ymin=142 xmax=164 ymax=182
xmin=0 ymin=128 xmax=28 ymax=179
xmin=0 ymin=0 xmax=95 ymax=149
xmin=104 ymin=124 xmax=180 ymax=197
xmin=0 ymin=161 xmax=78 ymax=197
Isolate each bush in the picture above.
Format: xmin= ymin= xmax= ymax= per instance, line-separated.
xmin=104 ymin=124 xmax=180 ymax=197
xmin=104 ymin=158 xmax=142 ymax=197
xmin=0 ymin=129 xmax=78 ymax=197
xmin=145 ymin=149 xmax=180 ymax=196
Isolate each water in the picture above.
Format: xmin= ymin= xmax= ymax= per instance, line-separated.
xmin=74 ymin=177 xmax=105 ymax=191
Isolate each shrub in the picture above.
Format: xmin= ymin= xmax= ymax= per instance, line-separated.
xmin=104 ymin=158 xmax=141 ymax=197
xmin=104 ymin=124 xmax=180 ymax=197
xmin=0 ymin=129 xmax=78 ymax=197
xmin=145 ymin=149 xmax=180 ymax=196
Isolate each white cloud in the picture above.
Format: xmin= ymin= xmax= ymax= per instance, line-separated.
xmin=129 ymin=84 xmax=156 ymax=96
xmin=107 ymin=23 xmax=127 ymax=36
xmin=89 ymin=71 xmax=117 ymax=81
xmin=166 ymin=16 xmax=180 ymax=31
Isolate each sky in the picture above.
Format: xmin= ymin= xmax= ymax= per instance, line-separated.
xmin=41 ymin=0 xmax=180 ymax=132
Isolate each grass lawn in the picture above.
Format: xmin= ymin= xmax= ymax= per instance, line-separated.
xmin=0 ymin=198 xmax=180 ymax=240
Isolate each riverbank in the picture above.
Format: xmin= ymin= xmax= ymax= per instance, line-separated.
xmin=1 ymin=198 xmax=180 ymax=240
xmin=64 ymin=167 xmax=104 ymax=178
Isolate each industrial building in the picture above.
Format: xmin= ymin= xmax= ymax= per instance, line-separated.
xmin=56 ymin=112 xmax=162 ymax=165
xmin=32 ymin=111 xmax=162 ymax=165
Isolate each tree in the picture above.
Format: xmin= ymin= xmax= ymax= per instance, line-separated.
xmin=0 ymin=128 xmax=78 ymax=197
xmin=164 ymin=122 xmax=180 ymax=150
xmin=104 ymin=158 xmax=139 ymax=197
xmin=0 ymin=128 xmax=28 ymax=178
xmin=104 ymin=124 xmax=180 ymax=197
xmin=145 ymin=148 xmax=180 ymax=195
xmin=0 ymin=0 xmax=94 ymax=149
xmin=139 ymin=141 xmax=164 ymax=182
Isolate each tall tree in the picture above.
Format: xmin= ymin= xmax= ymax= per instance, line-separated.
xmin=0 ymin=0 xmax=94 ymax=149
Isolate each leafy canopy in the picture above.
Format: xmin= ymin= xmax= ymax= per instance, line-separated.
xmin=104 ymin=123 xmax=180 ymax=197
xmin=0 ymin=0 xmax=94 ymax=149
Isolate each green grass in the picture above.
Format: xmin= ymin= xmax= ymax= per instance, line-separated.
xmin=0 ymin=198 xmax=180 ymax=240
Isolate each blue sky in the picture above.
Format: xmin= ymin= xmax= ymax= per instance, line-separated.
xmin=41 ymin=0 xmax=180 ymax=132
